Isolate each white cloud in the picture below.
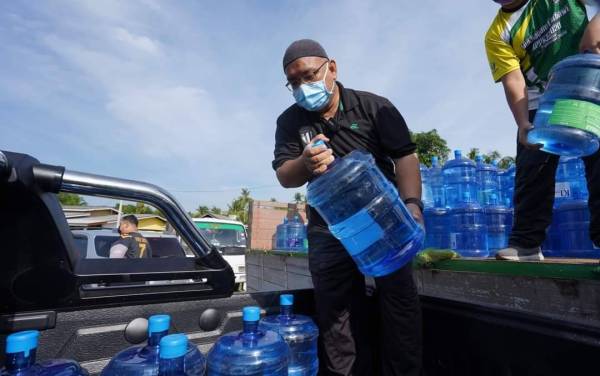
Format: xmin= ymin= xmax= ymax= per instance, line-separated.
xmin=112 ymin=27 xmax=160 ymax=55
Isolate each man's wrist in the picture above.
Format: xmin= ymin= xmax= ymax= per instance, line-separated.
xmin=403 ymin=198 xmax=424 ymax=213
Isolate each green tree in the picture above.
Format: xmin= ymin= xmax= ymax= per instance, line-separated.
xmin=467 ymin=148 xmax=480 ymax=161
xmin=116 ymin=202 xmax=157 ymax=215
xmin=194 ymin=205 xmax=210 ymax=217
xmin=227 ymin=188 xmax=251 ymax=224
xmin=498 ymin=156 xmax=515 ymax=170
xmin=58 ymin=192 xmax=87 ymax=206
xmin=210 ymin=206 xmax=222 ymax=215
xmin=411 ymin=129 xmax=450 ymax=167
xmin=293 ymin=192 xmax=306 ymax=204
xmin=270 ymin=198 xmax=277 ymax=202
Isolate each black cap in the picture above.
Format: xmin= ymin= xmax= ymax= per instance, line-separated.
xmin=283 ymin=39 xmax=328 ymax=69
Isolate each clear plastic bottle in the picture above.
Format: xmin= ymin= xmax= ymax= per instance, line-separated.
xmin=429 ymin=156 xmax=445 ymax=208
xmin=421 ymin=163 xmax=433 ymax=208
xmin=498 ymin=164 xmax=516 ymax=208
xmin=556 ymin=200 xmax=598 ymax=258
xmin=259 ymin=295 xmax=318 ymax=376
xmin=423 ymin=207 xmax=450 ymax=249
xmin=276 ymin=218 xmax=288 ymax=250
xmin=475 ymin=155 xmax=499 ymax=205
xmin=484 ymin=194 xmax=510 ymax=255
xmin=448 ymin=192 xmax=489 ymax=257
xmin=442 ymin=150 xmax=478 ymax=209
xmin=1 ymin=330 xmax=88 ymax=376
xmin=528 ymin=54 xmax=600 ymax=157
xmin=555 ymin=157 xmax=588 ymax=206
xmin=306 ymin=141 xmax=424 ymax=277
xmin=101 ymin=315 xmax=206 ymax=376
xmin=287 ymin=215 xmax=305 ymax=252
xmin=207 ymin=307 xmax=289 ymax=376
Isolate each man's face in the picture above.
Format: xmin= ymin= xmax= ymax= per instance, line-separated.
xmin=119 ymin=221 xmax=135 ymax=234
xmin=285 ymin=57 xmax=337 ymax=92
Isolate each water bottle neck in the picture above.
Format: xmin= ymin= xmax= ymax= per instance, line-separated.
xmin=280 ymin=305 xmax=293 ymax=317
xmin=148 ymin=330 xmax=169 ymax=347
xmin=158 ymin=356 xmax=185 ymax=376
xmin=4 ymin=350 xmax=36 ymax=372
xmin=243 ymin=320 xmax=259 ymax=334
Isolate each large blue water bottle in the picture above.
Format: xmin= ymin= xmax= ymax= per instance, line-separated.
xmin=555 ymin=157 xmax=588 ymax=206
xmin=158 ymin=335 xmax=192 ymax=376
xmin=306 ymin=140 xmax=424 ymax=277
xmin=542 ymin=214 xmax=563 ymax=257
xmin=423 ymin=207 xmax=450 ymax=249
xmin=1 ymin=330 xmax=88 ymax=376
xmin=528 ymin=54 xmax=600 ymax=157
xmin=484 ymin=194 xmax=511 ymax=255
xmin=276 ymin=218 xmax=289 ymax=250
xmin=207 ymin=307 xmax=289 ymax=376
xmin=442 ymin=150 xmax=478 ymax=209
xmin=448 ymin=192 xmax=489 ymax=257
xmin=498 ymin=164 xmax=516 ymax=208
xmin=101 ymin=315 xmax=206 ymax=376
xmin=475 ymin=155 xmax=499 ymax=205
xmin=429 ymin=156 xmax=445 ymax=208
xmin=556 ymin=200 xmax=598 ymax=258
xmin=421 ymin=163 xmax=433 ymax=208
xmin=259 ymin=295 xmax=318 ymax=376
xmin=287 ymin=215 xmax=305 ymax=252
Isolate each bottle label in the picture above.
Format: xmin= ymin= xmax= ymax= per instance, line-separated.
xmin=331 ymin=209 xmax=384 ymax=256
xmin=549 ymin=99 xmax=600 ymax=137
xmin=555 ymin=182 xmax=571 ymax=199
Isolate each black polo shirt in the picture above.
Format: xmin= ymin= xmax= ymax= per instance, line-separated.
xmin=272 ymin=82 xmax=416 ymax=230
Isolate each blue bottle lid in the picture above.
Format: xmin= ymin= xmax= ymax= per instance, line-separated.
xmin=475 ymin=154 xmax=483 ymax=162
xmin=431 ymin=156 xmax=438 ymax=166
xmin=6 ymin=330 xmax=39 ymax=355
xmin=280 ymin=294 xmax=294 ymax=306
xmin=312 ymin=140 xmax=326 ymax=148
xmin=159 ymin=334 xmax=188 ymax=359
xmin=148 ymin=315 xmax=171 ymax=334
xmin=454 ymin=150 xmax=462 ymax=159
xmin=243 ymin=306 xmax=261 ymax=322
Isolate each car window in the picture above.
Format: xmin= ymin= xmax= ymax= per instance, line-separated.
xmin=72 ymin=235 xmax=88 ymax=259
xmin=147 ymin=237 xmax=186 ymax=258
xmin=95 ymin=235 xmax=119 ymax=258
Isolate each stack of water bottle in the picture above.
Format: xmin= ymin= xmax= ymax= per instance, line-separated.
xmin=423 ymin=150 xmax=597 ymax=258
xmin=422 ymin=151 xmax=515 ymax=258
xmin=1 ymin=294 xmax=318 ymax=376
xmin=542 ymin=157 xmax=597 ymax=258
xmin=275 ymin=215 xmax=308 ymax=253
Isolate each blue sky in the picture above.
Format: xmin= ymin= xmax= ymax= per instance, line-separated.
xmin=1 ymin=0 xmax=585 ymax=210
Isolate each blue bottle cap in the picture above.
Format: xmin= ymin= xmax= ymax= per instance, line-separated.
xmin=148 ymin=315 xmax=171 ymax=334
xmin=475 ymin=154 xmax=483 ymax=162
xmin=159 ymin=334 xmax=188 ymax=359
xmin=312 ymin=140 xmax=326 ymax=148
xmin=243 ymin=306 xmax=261 ymax=322
xmin=431 ymin=156 xmax=438 ymax=166
xmin=454 ymin=150 xmax=462 ymax=159
xmin=6 ymin=330 xmax=39 ymax=355
xmin=280 ymin=294 xmax=294 ymax=306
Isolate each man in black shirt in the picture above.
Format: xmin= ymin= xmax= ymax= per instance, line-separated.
xmin=273 ymin=39 xmax=423 ymax=376
xmin=109 ymin=214 xmax=153 ymax=259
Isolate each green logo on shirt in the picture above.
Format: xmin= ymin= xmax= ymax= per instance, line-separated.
xmin=350 ymin=123 xmax=359 ymax=130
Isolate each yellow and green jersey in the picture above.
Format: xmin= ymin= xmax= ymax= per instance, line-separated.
xmin=485 ymin=0 xmax=588 ymax=109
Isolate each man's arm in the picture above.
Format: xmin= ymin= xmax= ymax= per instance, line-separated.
xmin=580 ymin=13 xmax=600 ymax=53
xmin=500 ymin=69 xmax=541 ymax=149
xmin=394 ymin=153 xmax=424 ymax=225
xmin=109 ymin=244 xmax=127 ymax=258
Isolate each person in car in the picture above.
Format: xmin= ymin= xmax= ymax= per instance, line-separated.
xmin=109 ymin=214 xmax=153 ymax=258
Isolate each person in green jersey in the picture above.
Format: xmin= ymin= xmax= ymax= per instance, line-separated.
xmin=485 ymin=0 xmax=600 ymax=261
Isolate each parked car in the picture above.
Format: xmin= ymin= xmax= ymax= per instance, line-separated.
xmin=192 ymin=217 xmax=247 ymax=289
xmin=71 ymin=229 xmax=192 ymax=259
